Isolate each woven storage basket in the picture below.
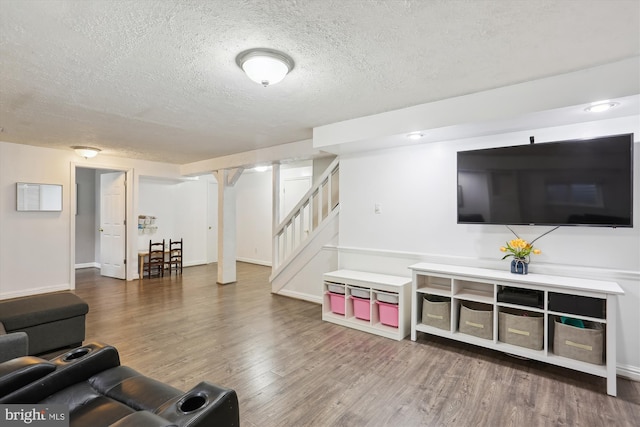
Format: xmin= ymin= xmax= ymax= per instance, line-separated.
xmin=459 ymin=301 xmax=493 ymax=340
xmin=498 ymin=308 xmax=543 ymax=350
xmin=553 ymin=317 xmax=604 ymax=365
xmin=421 ymin=295 xmax=451 ymax=331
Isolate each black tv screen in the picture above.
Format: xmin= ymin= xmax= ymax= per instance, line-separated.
xmin=457 ymin=133 xmax=634 ymax=227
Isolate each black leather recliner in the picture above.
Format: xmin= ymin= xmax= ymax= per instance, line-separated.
xmin=0 ymin=342 xmax=239 ymax=427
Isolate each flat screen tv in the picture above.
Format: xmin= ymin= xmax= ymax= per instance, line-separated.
xmin=457 ymin=133 xmax=634 ymax=227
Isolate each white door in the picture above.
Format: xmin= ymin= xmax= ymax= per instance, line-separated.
xmin=282 ymin=177 xmax=311 ymax=220
xmin=206 ymin=181 xmax=218 ymax=263
xmin=100 ymin=172 xmax=126 ymax=279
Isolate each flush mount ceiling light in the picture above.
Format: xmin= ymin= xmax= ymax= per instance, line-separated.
xmin=253 ymin=165 xmax=270 ymax=172
xmin=584 ymin=101 xmax=619 ymax=113
xmin=406 ymin=132 xmax=424 ymax=140
xmin=235 ymin=48 xmax=294 ymax=87
xmin=72 ymin=146 xmax=101 ymax=159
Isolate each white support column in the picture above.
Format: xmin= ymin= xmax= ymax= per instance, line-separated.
xmin=272 ymin=164 xmax=281 ymax=269
xmin=214 ymin=168 xmax=243 ymax=285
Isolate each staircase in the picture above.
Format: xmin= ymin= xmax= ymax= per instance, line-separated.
xmin=270 ymin=158 xmax=340 ymax=302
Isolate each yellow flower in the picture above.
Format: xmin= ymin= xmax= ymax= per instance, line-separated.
xmin=500 ymin=238 xmax=540 ymax=260
xmin=500 ymin=227 xmax=555 ymax=264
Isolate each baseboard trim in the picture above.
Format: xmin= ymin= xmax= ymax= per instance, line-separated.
xmin=183 ymin=260 xmax=207 ymax=268
xmin=237 ymin=257 xmax=272 ymax=267
xmin=275 ymin=288 xmax=322 ymax=305
xmin=75 ymin=262 xmax=100 ymax=269
xmin=617 ymin=364 xmax=640 ymax=382
xmin=81 ymin=261 xmax=210 ymax=274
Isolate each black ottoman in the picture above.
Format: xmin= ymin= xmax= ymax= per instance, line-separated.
xmin=0 ymin=293 xmax=89 ymax=355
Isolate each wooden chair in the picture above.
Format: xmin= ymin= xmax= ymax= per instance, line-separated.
xmin=167 ymin=238 xmax=183 ymax=275
xmin=146 ymin=239 xmax=165 ymax=278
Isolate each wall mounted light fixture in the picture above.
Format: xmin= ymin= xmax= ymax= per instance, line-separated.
xmin=236 ymin=48 xmax=295 ymax=87
xmin=72 ymin=146 xmax=101 ymax=159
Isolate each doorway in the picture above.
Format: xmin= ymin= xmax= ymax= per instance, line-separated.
xmin=99 ymin=171 xmax=126 ymax=279
xmin=73 ymin=166 xmax=130 ymax=283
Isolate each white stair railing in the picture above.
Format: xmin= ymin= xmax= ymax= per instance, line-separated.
xmin=273 ymin=158 xmax=339 ymax=271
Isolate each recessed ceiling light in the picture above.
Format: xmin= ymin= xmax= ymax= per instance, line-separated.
xmin=407 ymin=132 xmax=424 ymax=140
xmin=254 ymin=165 xmax=270 ymax=172
xmin=584 ymin=101 xmax=619 ymax=113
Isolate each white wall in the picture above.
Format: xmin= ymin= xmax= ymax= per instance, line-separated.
xmin=339 ymin=117 xmax=639 ymax=270
xmin=0 ymin=140 xmax=222 ymax=298
xmin=0 ymin=140 xmax=190 ymax=298
xmin=0 ymin=143 xmax=72 ymax=297
xmin=236 ymin=171 xmax=272 ymax=265
xmin=233 ymin=163 xmax=315 ymax=267
xmin=336 ymin=116 xmax=640 ymax=378
xmin=138 ymin=177 xmax=209 ymax=267
xmin=138 ymin=178 xmax=180 ymax=249
xmin=175 ymin=179 xmax=209 ymax=266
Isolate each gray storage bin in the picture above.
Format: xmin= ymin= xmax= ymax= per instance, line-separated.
xmin=326 ymin=282 xmax=345 ymax=294
xmin=421 ymin=295 xmax=451 ymax=331
xmin=553 ymin=317 xmax=604 ymax=365
xmin=350 ymin=286 xmax=370 ymax=299
xmin=498 ymin=308 xmax=543 ymax=350
xmin=459 ymin=301 xmax=493 ymax=340
xmin=375 ymin=291 xmax=399 ymax=304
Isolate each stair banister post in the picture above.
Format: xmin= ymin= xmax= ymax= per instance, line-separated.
xmin=327 ymin=171 xmax=333 ymax=214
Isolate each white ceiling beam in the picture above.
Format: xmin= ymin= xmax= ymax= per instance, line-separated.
xmin=180 ymin=139 xmax=328 ymax=176
xmin=314 ymin=57 xmax=640 ymax=154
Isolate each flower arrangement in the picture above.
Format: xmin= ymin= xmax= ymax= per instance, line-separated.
xmin=499 ymin=226 xmax=557 ymax=274
xmin=499 ymin=225 xmax=558 ymax=263
xmin=500 ymin=238 xmax=541 ymax=262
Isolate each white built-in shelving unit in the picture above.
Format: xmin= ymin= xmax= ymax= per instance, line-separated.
xmin=323 ymin=270 xmax=411 ymax=341
xmin=409 ymin=262 xmax=624 ymax=396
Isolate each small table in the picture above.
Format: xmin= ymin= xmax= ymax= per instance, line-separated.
xmin=138 ymin=250 xmax=169 ymax=278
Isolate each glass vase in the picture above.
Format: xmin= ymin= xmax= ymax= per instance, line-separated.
xmin=510 ymin=258 xmax=528 ymax=275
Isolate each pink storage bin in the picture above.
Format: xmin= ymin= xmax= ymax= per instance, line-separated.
xmin=350 ymin=296 xmax=371 ymax=321
xmin=376 ymin=300 xmax=399 ymax=328
xmin=328 ymin=292 xmax=345 ymax=315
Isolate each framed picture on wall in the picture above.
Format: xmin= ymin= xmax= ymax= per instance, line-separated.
xmin=16 ymin=182 xmax=63 ymax=212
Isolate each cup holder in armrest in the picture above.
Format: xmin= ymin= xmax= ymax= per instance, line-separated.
xmin=62 ymin=347 xmax=91 ymax=362
xmin=178 ymin=392 xmax=208 ymax=414
xmin=156 ymin=382 xmax=239 ymax=426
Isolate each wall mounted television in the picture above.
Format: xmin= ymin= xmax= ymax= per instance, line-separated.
xmin=457 ymin=133 xmax=634 ymax=227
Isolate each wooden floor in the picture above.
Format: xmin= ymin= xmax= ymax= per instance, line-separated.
xmin=74 ymin=263 xmax=640 ymax=427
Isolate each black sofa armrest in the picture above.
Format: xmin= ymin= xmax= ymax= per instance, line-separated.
xmin=0 ymin=356 xmax=55 ymax=397
xmin=109 ymin=411 xmax=178 ymax=427
xmin=155 ymin=381 xmax=239 ymax=427
xmin=0 ymin=321 xmax=28 ymax=363
xmin=0 ymin=342 xmax=120 ymax=404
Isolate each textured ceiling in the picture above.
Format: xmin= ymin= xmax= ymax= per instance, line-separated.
xmin=1 ymin=0 xmax=639 ymax=164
